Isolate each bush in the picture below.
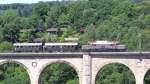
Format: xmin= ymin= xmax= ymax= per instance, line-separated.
xmin=66 ymin=79 xmax=79 ymax=84
xmin=0 ymin=41 xmax=12 ymax=52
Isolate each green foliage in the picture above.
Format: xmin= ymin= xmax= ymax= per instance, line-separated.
xmin=0 ymin=63 xmax=30 ymax=84
xmin=96 ymin=63 xmax=135 ymax=84
xmin=0 ymin=0 xmax=149 ymax=51
xmin=58 ymin=35 xmax=65 ymax=42
xmin=39 ymin=63 xmax=79 ymax=84
xmin=141 ymin=29 xmax=150 ymax=50
xmin=63 ymin=26 xmax=76 ymax=37
xmin=33 ymin=2 xmax=50 ymax=21
xmin=0 ymin=1 xmax=150 ymax=84
xmin=85 ymin=24 xmax=96 ymax=41
xmin=40 ymin=33 xmax=58 ymax=42
xmin=0 ymin=10 xmax=19 ymax=43
xmin=66 ymin=78 xmax=79 ymax=84
xmin=58 ymin=13 xmax=70 ymax=27
xmin=19 ymin=29 xmax=33 ymax=42
xmin=144 ymin=69 xmax=150 ymax=84
xmin=0 ymin=41 xmax=12 ymax=52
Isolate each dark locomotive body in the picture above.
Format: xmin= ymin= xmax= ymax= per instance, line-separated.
xmin=13 ymin=41 xmax=126 ymax=52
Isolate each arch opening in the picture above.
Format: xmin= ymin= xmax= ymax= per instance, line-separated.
xmin=95 ymin=63 xmax=135 ymax=84
xmin=0 ymin=62 xmax=30 ymax=84
xmin=39 ymin=62 xmax=79 ymax=84
xmin=144 ymin=68 xmax=150 ymax=84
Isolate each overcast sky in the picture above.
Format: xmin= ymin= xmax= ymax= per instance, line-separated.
xmin=0 ymin=0 xmax=61 ymax=4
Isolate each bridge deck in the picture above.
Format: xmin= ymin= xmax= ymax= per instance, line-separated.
xmin=0 ymin=52 xmax=149 ymax=57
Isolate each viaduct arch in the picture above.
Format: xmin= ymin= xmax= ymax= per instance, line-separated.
xmin=0 ymin=52 xmax=150 ymax=84
xmin=38 ymin=60 xmax=81 ymax=84
xmin=94 ymin=63 xmax=136 ymax=84
xmin=93 ymin=62 xmax=136 ymax=84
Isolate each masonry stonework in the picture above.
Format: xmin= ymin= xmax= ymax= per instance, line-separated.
xmin=0 ymin=52 xmax=149 ymax=84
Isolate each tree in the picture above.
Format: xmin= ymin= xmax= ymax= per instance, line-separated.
xmin=96 ymin=64 xmax=135 ymax=84
xmin=0 ymin=63 xmax=30 ymax=84
xmin=85 ymin=24 xmax=96 ymax=41
xmin=57 ymin=13 xmax=70 ymax=27
xmin=33 ymin=2 xmax=50 ymax=21
xmin=66 ymin=79 xmax=79 ymax=84
xmin=0 ymin=10 xmax=19 ymax=43
xmin=19 ymin=29 xmax=32 ymax=42
xmin=141 ymin=29 xmax=150 ymax=50
xmin=0 ymin=28 xmax=4 ymax=42
xmin=39 ymin=63 xmax=79 ymax=84
xmin=45 ymin=6 xmax=62 ymax=28
xmin=144 ymin=68 xmax=150 ymax=84
xmin=0 ymin=41 xmax=12 ymax=52
xmin=82 ymin=8 xmax=97 ymax=25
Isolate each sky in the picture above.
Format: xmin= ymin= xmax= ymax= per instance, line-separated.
xmin=0 ymin=0 xmax=61 ymax=4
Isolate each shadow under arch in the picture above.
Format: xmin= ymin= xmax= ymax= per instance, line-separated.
xmin=0 ymin=60 xmax=30 ymax=84
xmin=38 ymin=60 xmax=80 ymax=84
xmin=95 ymin=62 xmax=136 ymax=84
xmin=144 ymin=67 xmax=150 ymax=84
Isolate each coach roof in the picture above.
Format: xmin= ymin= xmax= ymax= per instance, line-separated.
xmin=45 ymin=42 xmax=78 ymax=46
xmin=13 ymin=43 xmax=42 ymax=46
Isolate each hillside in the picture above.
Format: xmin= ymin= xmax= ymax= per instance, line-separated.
xmin=0 ymin=0 xmax=150 ymax=84
xmin=0 ymin=0 xmax=149 ymax=51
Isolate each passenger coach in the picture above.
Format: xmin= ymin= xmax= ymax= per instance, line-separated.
xmin=13 ymin=43 xmax=43 ymax=52
xmin=44 ymin=42 xmax=79 ymax=52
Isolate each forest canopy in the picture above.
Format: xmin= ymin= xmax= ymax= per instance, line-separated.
xmin=0 ymin=0 xmax=150 ymax=84
xmin=0 ymin=0 xmax=149 ymax=51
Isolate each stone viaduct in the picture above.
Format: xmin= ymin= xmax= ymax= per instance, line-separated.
xmin=0 ymin=52 xmax=150 ymax=84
